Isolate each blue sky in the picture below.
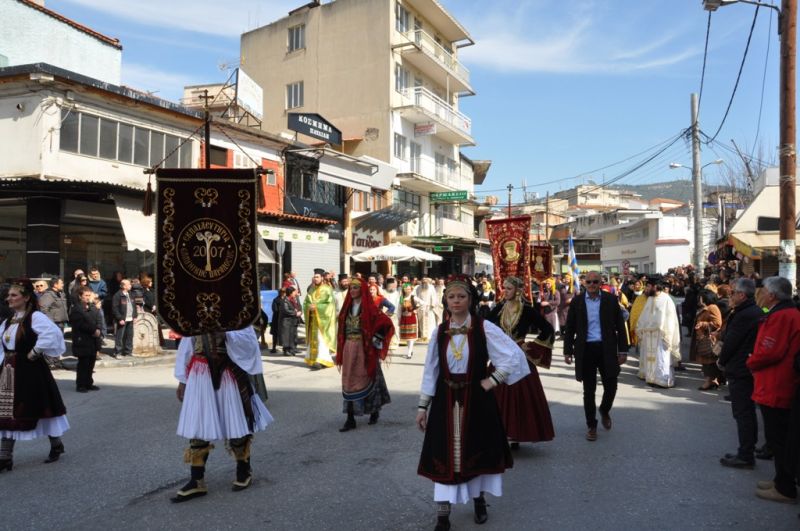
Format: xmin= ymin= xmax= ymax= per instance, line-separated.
xmin=48 ymin=0 xmax=783 ymax=203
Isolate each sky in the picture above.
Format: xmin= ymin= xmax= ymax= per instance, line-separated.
xmin=46 ymin=0 xmax=784 ymax=204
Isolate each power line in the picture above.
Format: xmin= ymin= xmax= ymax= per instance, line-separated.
xmin=698 ymin=11 xmax=712 ymax=115
xmin=752 ymin=3 xmax=774 ymax=158
xmin=705 ymin=4 xmax=761 ymax=144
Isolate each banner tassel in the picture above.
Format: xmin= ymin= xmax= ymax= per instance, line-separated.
xmin=143 ymin=175 xmax=153 ymax=217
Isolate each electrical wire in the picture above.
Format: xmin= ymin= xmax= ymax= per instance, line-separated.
xmin=705 ymin=4 xmax=760 ymax=144
xmin=752 ymin=3 xmax=774 ymax=158
xmin=698 ymin=11 xmax=712 ymax=115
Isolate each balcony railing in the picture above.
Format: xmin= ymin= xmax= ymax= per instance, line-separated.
xmin=399 ymin=155 xmax=464 ymax=189
xmin=404 ymin=29 xmax=470 ymax=86
xmin=397 ymin=86 xmax=471 ymax=138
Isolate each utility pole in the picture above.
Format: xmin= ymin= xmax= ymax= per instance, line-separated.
xmin=691 ymin=93 xmax=704 ymax=272
xmin=507 ymin=184 xmax=513 ymax=218
xmin=779 ymin=0 xmax=797 ymax=290
xmin=202 ymin=89 xmax=211 ymax=169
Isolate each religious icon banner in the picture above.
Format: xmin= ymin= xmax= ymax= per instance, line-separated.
xmin=486 ymin=215 xmax=532 ymax=300
xmin=531 ymin=244 xmax=553 ymax=282
xmin=156 ymin=168 xmax=260 ymax=335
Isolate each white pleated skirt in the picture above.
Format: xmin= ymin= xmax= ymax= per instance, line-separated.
xmin=433 ymin=474 xmax=503 ymax=504
xmin=177 ymin=359 xmax=273 ymax=441
xmin=0 ymin=415 xmax=70 ymax=441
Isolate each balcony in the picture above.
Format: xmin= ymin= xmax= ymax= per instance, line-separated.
xmin=394 ymin=86 xmax=474 ymax=146
xmin=396 ymin=155 xmax=466 ymax=194
xmin=394 ymin=29 xmax=473 ymax=95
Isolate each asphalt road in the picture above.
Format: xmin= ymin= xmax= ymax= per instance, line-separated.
xmin=4 ymin=340 xmax=798 ymax=530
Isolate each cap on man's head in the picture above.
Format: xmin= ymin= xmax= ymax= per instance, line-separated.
xmin=338 ymin=274 xmax=349 ymax=281
xmin=313 ymin=268 xmax=326 ymax=275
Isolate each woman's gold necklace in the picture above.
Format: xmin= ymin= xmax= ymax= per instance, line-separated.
xmin=501 ymin=300 xmax=522 ymax=336
xmin=449 ymin=316 xmax=469 ymax=361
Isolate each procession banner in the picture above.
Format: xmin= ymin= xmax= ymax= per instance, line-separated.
xmin=486 ymin=215 xmax=532 ymax=300
xmin=530 ymin=244 xmax=553 ymax=282
xmin=156 ymin=169 xmax=260 ymax=335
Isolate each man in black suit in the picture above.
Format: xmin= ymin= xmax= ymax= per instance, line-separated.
xmin=563 ymin=270 xmax=629 ymax=441
xmin=111 ymin=278 xmax=137 ymax=357
xmin=69 ymin=286 xmax=102 ymax=392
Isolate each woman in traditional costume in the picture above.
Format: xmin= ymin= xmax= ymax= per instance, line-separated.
xmin=538 ymin=278 xmax=561 ymax=335
xmin=416 ymin=276 xmax=529 ymax=531
xmin=488 ymin=276 xmax=555 ymax=449
xmin=335 ymin=278 xmax=394 ymax=431
xmin=0 ymin=280 xmax=68 ymax=471
xmin=399 ymin=283 xmax=419 ymax=359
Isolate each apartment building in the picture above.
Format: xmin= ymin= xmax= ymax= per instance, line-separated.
xmin=241 ymin=0 xmax=482 ymax=276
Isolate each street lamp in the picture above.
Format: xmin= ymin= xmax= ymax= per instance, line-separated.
xmin=701 ymin=0 xmax=795 ymax=289
xmin=668 ymin=159 xmax=724 ymax=171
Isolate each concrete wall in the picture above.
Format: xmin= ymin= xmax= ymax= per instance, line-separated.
xmin=0 ymin=0 xmax=122 ymax=84
xmin=0 ymin=91 xmax=46 ymax=176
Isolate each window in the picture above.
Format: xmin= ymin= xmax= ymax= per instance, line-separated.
xmin=99 ymin=118 xmax=118 ymax=159
xmin=410 ymin=142 xmax=421 ymax=173
xmin=266 ymin=170 xmax=276 ymax=185
xmin=208 ymin=145 xmax=228 ymax=166
xmin=447 ymin=157 xmax=457 ymax=184
xmin=286 ymin=81 xmax=304 ymax=109
xmin=60 ymin=109 xmax=79 ymax=153
xmin=79 ymin=114 xmax=99 ymax=156
xmin=395 ymin=63 xmax=409 ymax=94
xmin=58 ymin=109 xmax=193 ymax=168
xmin=118 ymin=123 xmax=133 ymax=163
xmin=288 ymin=24 xmax=305 ymax=52
xmin=394 ymin=133 xmax=407 ymax=160
xmin=435 ymin=152 xmax=446 ymax=182
xmin=395 ymin=1 xmax=409 ymax=33
xmin=133 ymin=127 xmax=149 ymax=166
xmin=437 ymin=204 xmax=460 ymax=221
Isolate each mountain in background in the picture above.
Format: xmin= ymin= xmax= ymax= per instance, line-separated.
xmin=605 ymin=180 xmax=738 ymax=204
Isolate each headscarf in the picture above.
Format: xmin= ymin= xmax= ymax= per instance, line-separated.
xmin=335 ymin=277 xmax=394 ymax=378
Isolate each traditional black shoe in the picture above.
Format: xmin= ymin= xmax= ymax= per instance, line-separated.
xmin=339 ymin=418 xmax=356 ymax=432
xmin=44 ymin=443 xmax=64 ymax=464
xmin=434 ymin=515 xmax=451 ymax=531
xmin=368 ymin=412 xmax=379 ymax=425
xmin=755 ymin=446 xmax=774 ymax=460
xmin=76 ymin=387 xmax=88 ymax=393
xmin=171 ymin=479 xmax=208 ymax=503
xmin=720 ymin=455 xmax=755 ymax=469
xmin=88 ymin=385 xmax=101 ymax=391
xmin=474 ymin=497 xmax=488 ymax=524
xmin=0 ymin=459 xmax=12 ymax=472
xmin=232 ymin=460 xmax=252 ymax=492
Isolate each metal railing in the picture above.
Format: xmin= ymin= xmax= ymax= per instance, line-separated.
xmin=398 ymin=86 xmax=472 ymax=137
xmin=404 ymin=29 xmax=471 ymax=86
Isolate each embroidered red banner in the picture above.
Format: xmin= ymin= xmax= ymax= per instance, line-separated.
xmin=486 ymin=215 xmax=532 ymax=300
xmin=531 ymin=244 xmax=553 ymax=282
xmin=156 ymin=169 xmax=260 ymax=335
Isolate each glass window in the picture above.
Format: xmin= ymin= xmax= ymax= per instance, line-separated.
xmin=286 ymin=81 xmax=304 ymax=109
xmin=179 ymin=141 xmax=193 ymax=168
xmin=266 ymin=170 xmax=276 ymax=185
xmin=133 ymin=127 xmax=149 ymax=166
xmin=434 ymin=152 xmax=446 ymax=182
xmin=118 ymin=123 xmax=133 ymax=163
xmin=79 ymin=114 xmax=99 ymax=156
xmin=394 ymin=133 xmax=407 ymax=160
xmin=288 ymin=24 xmax=305 ymax=52
xmin=395 ymin=1 xmax=409 ymax=33
xmin=410 ymin=142 xmax=421 ymax=172
xmin=149 ymin=132 xmax=165 ymax=167
xmin=209 ymin=145 xmax=228 ymax=166
xmin=60 ymin=109 xmax=79 ymax=153
xmin=99 ymin=118 xmax=117 ymax=159
xmin=394 ymin=63 xmax=409 ymax=93
xmin=164 ymin=135 xmax=179 ymax=168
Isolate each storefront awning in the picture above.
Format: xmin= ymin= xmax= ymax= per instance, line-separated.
xmin=354 ymin=204 xmax=418 ymax=232
xmin=290 ymin=148 xmax=396 ymax=192
xmin=475 ymin=249 xmax=493 ymax=267
xmin=258 ymin=222 xmax=329 ymax=245
xmin=114 ymin=196 xmax=155 ymax=252
xmin=257 ymin=237 xmax=277 ymax=264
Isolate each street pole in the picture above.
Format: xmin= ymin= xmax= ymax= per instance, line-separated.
xmin=507 ymin=184 xmax=513 ymax=218
xmin=203 ymin=89 xmax=211 ymax=169
xmin=779 ymin=0 xmax=797 ymax=290
xmin=691 ymin=93 xmax=704 ymax=272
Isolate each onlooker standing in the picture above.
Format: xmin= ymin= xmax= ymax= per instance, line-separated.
xmin=747 ymin=276 xmax=800 ymax=504
xmin=129 ymin=278 xmax=145 ymax=310
xmin=87 ymin=267 xmax=108 ymax=301
xmin=563 ymin=270 xmax=629 ymax=441
xmin=111 ymin=279 xmax=137 ymax=357
xmin=694 ymin=289 xmax=723 ymax=391
xmin=718 ymin=278 xmax=764 ymax=469
xmin=33 ymin=280 xmax=48 ymax=300
xmin=67 ymin=268 xmax=84 ymax=294
xmin=38 ymin=277 xmax=69 ymax=330
xmin=279 ymin=287 xmax=302 ymax=356
xmin=140 ymin=275 xmax=156 ymax=313
xmin=270 ymin=288 xmax=285 ymax=354
xmin=69 ymin=286 xmax=102 ymax=392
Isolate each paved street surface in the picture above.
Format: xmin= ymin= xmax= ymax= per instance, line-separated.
xmin=4 ymin=341 xmax=798 ymax=530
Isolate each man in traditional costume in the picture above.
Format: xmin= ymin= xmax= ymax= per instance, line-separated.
xmin=488 ymin=276 xmax=555 ymax=449
xmin=0 ymin=280 xmax=69 ymax=471
xmin=415 ymin=278 xmax=438 ymax=342
xmin=635 ymin=276 xmax=681 ymax=388
xmin=334 ymin=274 xmax=350 ymax=313
xmin=416 ymin=276 xmax=529 ymax=530
xmin=303 ymin=269 xmax=337 ymax=369
xmin=383 ymin=278 xmax=401 ymax=353
xmin=172 ymin=327 xmax=273 ymax=502
xmin=335 ymin=278 xmax=394 ymax=431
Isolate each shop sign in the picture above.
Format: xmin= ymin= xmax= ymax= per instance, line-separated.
xmin=414 ymin=123 xmax=437 ymax=137
xmin=430 ymin=190 xmax=468 ymax=202
xmin=352 ymin=229 xmax=382 ymax=252
xmin=287 ymin=112 xmax=342 ymax=145
xmin=433 ymin=245 xmax=453 ymax=252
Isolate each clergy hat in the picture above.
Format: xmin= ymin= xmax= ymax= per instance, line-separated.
xmin=313 ymin=268 xmax=326 ymax=275
xmin=338 ymin=273 xmax=349 ymax=281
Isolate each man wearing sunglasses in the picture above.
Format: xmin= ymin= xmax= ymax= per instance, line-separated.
xmin=564 ymin=270 xmax=629 ymax=442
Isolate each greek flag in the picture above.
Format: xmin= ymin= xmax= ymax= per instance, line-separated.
xmin=568 ymin=233 xmax=581 ymax=293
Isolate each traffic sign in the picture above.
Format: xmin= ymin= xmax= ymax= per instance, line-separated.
xmin=430 ymin=190 xmax=468 ymax=202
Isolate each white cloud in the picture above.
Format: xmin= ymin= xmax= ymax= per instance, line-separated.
xmin=121 ymin=62 xmax=201 ymax=101
xmin=60 ymin=0 xmax=298 ymax=37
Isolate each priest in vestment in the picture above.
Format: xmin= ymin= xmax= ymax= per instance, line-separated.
xmin=303 ymin=269 xmax=337 ymax=369
xmin=383 ymin=278 xmax=402 ymax=352
xmin=635 ymin=276 xmax=681 ymax=388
